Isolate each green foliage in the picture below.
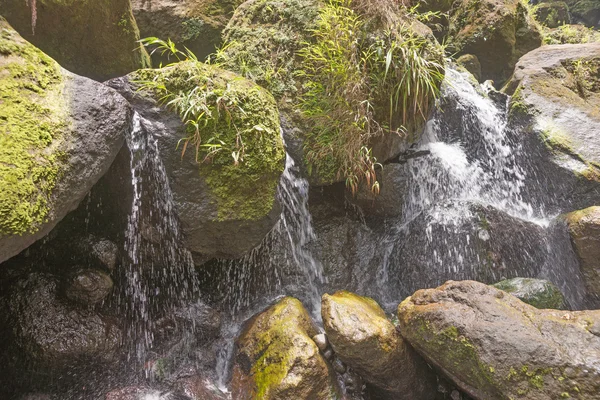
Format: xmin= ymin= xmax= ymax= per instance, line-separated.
xmin=137 ymin=38 xmax=285 ymax=220
xmin=542 ymin=24 xmax=600 ymax=44
xmin=0 ymin=22 xmax=66 ymax=235
xmin=298 ymin=0 xmax=445 ymax=191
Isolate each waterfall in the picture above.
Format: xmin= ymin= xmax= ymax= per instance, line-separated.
xmin=123 ymin=112 xmax=199 ymax=368
xmin=378 ymin=67 xmax=586 ymax=308
xmin=213 ymin=151 xmax=324 ymax=391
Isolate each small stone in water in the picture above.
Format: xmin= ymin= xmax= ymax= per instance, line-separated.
xmin=333 ymin=358 xmax=346 ymax=374
xmin=323 ymin=349 xmax=333 ymax=360
xmin=451 ymin=389 xmax=461 ymax=400
xmin=312 ymin=333 xmax=328 ymax=351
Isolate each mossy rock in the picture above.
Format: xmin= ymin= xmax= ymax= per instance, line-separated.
xmin=398 ymin=280 xmax=600 ymax=400
xmin=503 ymin=43 xmax=600 ymax=196
xmin=533 ymin=2 xmax=570 ymax=28
xmin=540 ymin=0 xmax=600 ymax=28
xmin=219 ymin=0 xmax=445 ymax=186
xmin=565 ymin=206 xmax=600 ymax=302
xmin=321 ymin=291 xmax=437 ymax=399
xmin=447 ymin=0 xmax=542 ymax=85
xmin=542 ymin=24 xmax=600 ymax=44
xmin=107 ymin=60 xmax=285 ymax=258
xmin=492 ymin=277 xmax=565 ymax=309
xmin=132 ymin=0 xmax=244 ymax=64
xmin=231 ymin=297 xmax=339 ymax=399
xmin=0 ymin=0 xmax=150 ymax=81
xmin=0 ymin=17 xmax=130 ymax=263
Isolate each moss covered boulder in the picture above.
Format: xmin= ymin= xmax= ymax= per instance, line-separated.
xmin=542 ymin=24 xmax=600 ymax=44
xmin=107 ymin=60 xmax=285 ymax=259
xmin=533 ymin=1 xmax=570 ymax=28
xmin=540 ymin=0 xmax=600 ymax=28
xmin=132 ymin=0 xmax=243 ymax=64
xmin=0 ymin=18 xmax=130 ymax=263
xmin=492 ymin=277 xmax=565 ymax=309
xmin=503 ymin=43 xmax=600 ymax=207
xmin=446 ymin=0 xmax=542 ymax=84
xmin=219 ymin=0 xmax=445 ymax=187
xmin=321 ymin=291 xmax=436 ymax=399
xmin=231 ymin=297 xmax=339 ymax=399
xmin=565 ymin=206 xmax=600 ymax=301
xmin=398 ymin=280 xmax=600 ymax=400
xmin=0 ymin=0 xmax=150 ymax=81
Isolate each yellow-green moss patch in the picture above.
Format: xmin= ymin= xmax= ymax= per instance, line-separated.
xmin=0 ymin=20 xmax=67 ymax=235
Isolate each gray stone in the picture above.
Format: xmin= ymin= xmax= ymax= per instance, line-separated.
xmin=398 ymin=280 xmax=600 ymax=400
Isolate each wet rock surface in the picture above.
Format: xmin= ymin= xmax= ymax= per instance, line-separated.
xmin=231 ymin=297 xmax=339 ymax=400
xmin=64 ymin=268 xmax=114 ymax=306
xmin=492 ymin=277 xmax=565 ymax=309
xmin=322 ymin=291 xmax=437 ymax=399
xmin=566 ymin=206 xmax=600 ymax=304
xmin=2 ymin=273 xmax=121 ymax=365
xmin=398 ymin=280 xmax=600 ymax=400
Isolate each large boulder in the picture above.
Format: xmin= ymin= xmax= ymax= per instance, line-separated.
xmin=107 ymin=61 xmax=285 ymax=259
xmin=321 ymin=291 xmax=437 ymax=399
xmin=231 ymin=297 xmax=339 ymax=399
xmin=504 ymin=43 xmax=600 ymax=210
xmin=219 ymin=0 xmax=444 ymax=186
xmin=540 ymin=0 xmax=600 ymax=28
xmin=1 ymin=273 xmax=121 ymax=366
xmin=566 ymin=206 xmax=600 ymax=302
xmin=447 ymin=0 xmax=542 ymax=84
xmin=132 ymin=0 xmax=242 ymax=63
xmin=0 ymin=18 xmax=130 ymax=264
xmin=398 ymin=280 xmax=600 ymax=400
xmin=492 ymin=277 xmax=565 ymax=309
xmin=0 ymin=0 xmax=150 ymax=81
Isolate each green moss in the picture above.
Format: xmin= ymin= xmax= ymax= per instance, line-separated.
xmin=543 ymin=24 xmax=600 ymax=44
xmin=217 ymin=0 xmax=320 ymax=101
xmin=135 ymin=61 xmax=285 ymax=221
xmin=0 ymin=21 xmax=67 ymax=235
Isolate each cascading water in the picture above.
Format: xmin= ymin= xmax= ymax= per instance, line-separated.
xmin=213 ymin=152 xmax=324 ymax=391
xmin=378 ymin=67 xmax=586 ymax=308
xmin=123 ymin=112 xmax=199 ymax=368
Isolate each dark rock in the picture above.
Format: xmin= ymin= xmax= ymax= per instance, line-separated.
xmin=5 ymin=273 xmax=121 ymax=366
xmin=398 ymin=280 xmax=600 ymax=400
xmin=132 ymin=0 xmax=240 ymax=64
xmin=64 ymin=269 xmax=114 ymax=306
xmin=533 ymin=2 xmax=570 ymax=27
xmin=492 ymin=277 xmax=565 ymax=309
xmin=0 ymin=20 xmax=130 ymax=264
xmin=0 ymin=0 xmax=150 ymax=81
xmin=322 ymin=291 xmax=437 ymax=400
xmin=176 ymin=375 xmax=229 ymax=400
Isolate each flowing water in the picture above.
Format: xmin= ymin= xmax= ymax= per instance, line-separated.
xmin=212 ymin=152 xmax=325 ymax=390
xmin=377 ymin=67 xmax=586 ymax=308
xmin=123 ymin=112 xmax=200 ymax=368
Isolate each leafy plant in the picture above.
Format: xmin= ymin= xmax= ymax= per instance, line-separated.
xmin=137 ymin=38 xmax=249 ymax=165
xmin=298 ymin=0 xmax=444 ymax=193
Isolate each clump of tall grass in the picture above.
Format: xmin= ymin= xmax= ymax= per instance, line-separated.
xmin=298 ymin=0 xmax=445 ymax=193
